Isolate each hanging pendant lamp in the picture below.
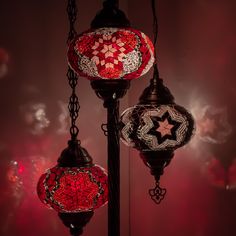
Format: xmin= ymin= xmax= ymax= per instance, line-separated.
xmin=67 ymin=0 xmax=155 ymax=80
xmin=120 ymin=0 xmax=195 ymax=204
xmin=120 ymin=73 xmax=194 ymax=152
xmin=37 ymin=140 xmax=108 ymax=213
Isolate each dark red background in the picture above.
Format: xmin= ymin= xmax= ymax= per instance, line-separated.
xmin=0 ymin=0 xmax=236 ymax=235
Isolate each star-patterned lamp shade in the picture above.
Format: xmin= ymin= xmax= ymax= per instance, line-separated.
xmin=67 ymin=27 xmax=155 ymax=80
xmin=120 ymin=104 xmax=195 ymax=151
xmin=37 ymin=165 xmax=108 ymax=213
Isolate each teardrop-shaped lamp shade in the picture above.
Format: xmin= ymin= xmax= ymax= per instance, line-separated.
xmin=68 ymin=27 xmax=155 ymax=80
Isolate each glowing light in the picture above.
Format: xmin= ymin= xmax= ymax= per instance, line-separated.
xmin=7 ymin=161 xmax=21 ymax=183
xmin=197 ymin=106 xmax=232 ymax=144
xmin=190 ymin=101 xmax=232 ymax=144
xmin=202 ymin=157 xmax=236 ymax=190
xmin=68 ymin=27 xmax=154 ymax=80
xmin=57 ymin=101 xmax=70 ymax=134
xmin=37 ymin=165 xmax=108 ymax=213
xmin=120 ymin=104 xmax=195 ymax=151
xmin=19 ymin=103 xmax=50 ymax=135
xmin=7 ymin=155 xmax=54 ymax=200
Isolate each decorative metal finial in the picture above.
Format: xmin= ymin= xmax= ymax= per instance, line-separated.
xmin=149 ymin=181 xmax=167 ymax=204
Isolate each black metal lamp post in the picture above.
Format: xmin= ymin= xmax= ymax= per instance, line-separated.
xmin=91 ymin=80 xmax=130 ymax=236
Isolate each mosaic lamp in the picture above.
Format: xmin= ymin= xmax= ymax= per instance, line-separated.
xmin=67 ymin=1 xmax=155 ymax=80
xmin=37 ymin=140 xmax=108 ymax=213
xmin=118 ymin=0 xmax=195 ymax=204
xmin=120 ymin=67 xmax=195 ymax=204
xmin=120 ymin=73 xmax=194 ymax=152
xmin=37 ymin=140 xmax=108 ymax=236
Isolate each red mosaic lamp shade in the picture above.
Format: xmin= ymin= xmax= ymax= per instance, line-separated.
xmin=68 ymin=27 xmax=155 ymax=80
xmin=37 ymin=165 xmax=108 ymax=213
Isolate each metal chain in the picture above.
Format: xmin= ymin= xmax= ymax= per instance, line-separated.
xmin=151 ymin=0 xmax=160 ymax=79
xmin=151 ymin=0 xmax=158 ymax=46
xmin=67 ymin=0 xmax=78 ymax=43
xmin=66 ymin=0 xmax=80 ymax=141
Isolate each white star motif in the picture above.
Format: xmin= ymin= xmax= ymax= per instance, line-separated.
xmin=156 ymin=118 xmax=174 ymax=137
xmin=101 ymin=45 xmax=117 ymax=58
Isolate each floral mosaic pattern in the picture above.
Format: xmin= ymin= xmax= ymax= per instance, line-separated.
xmin=37 ymin=165 xmax=108 ymax=213
xmin=68 ymin=28 xmax=154 ymax=80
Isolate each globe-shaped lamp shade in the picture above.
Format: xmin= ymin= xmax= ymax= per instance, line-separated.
xmin=120 ymin=104 xmax=195 ymax=151
xmin=68 ymin=27 xmax=154 ymax=80
xmin=37 ymin=165 xmax=108 ymax=213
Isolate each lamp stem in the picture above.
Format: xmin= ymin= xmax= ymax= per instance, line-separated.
xmin=90 ymin=80 xmax=130 ymax=236
xmin=106 ymin=99 xmax=120 ymax=236
xmin=151 ymin=0 xmax=161 ymax=83
xmin=58 ymin=212 xmax=94 ymax=236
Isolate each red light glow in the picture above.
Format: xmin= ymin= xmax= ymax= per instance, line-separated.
xmin=37 ymin=165 xmax=108 ymax=213
xmin=18 ymin=164 xmax=24 ymax=174
xmin=68 ymin=27 xmax=154 ymax=80
xmin=202 ymin=158 xmax=236 ymax=190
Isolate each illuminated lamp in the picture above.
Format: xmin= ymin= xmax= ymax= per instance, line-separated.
xmin=68 ymin=27 xmax=154 ymax=80
xmin=67 ymin=1 xmax=154 ymax=80
xmin=120 ymin=76 xmax=194 ymax=152
xmin=201 ymin=154 xmax=236 ymax=191
xmin=119 ymin=0 xmax=195 ymax=204
xmin=120 ymin=68 xmax=195 ymax=204
xmin=37 ymin=142 xmax=108 ymax=213
xmin=37 ymin=140 xmax=108 ymax=235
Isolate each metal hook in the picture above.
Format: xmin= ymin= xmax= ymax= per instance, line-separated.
xmin=101 ymin=123 xmax=108 ymax=136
